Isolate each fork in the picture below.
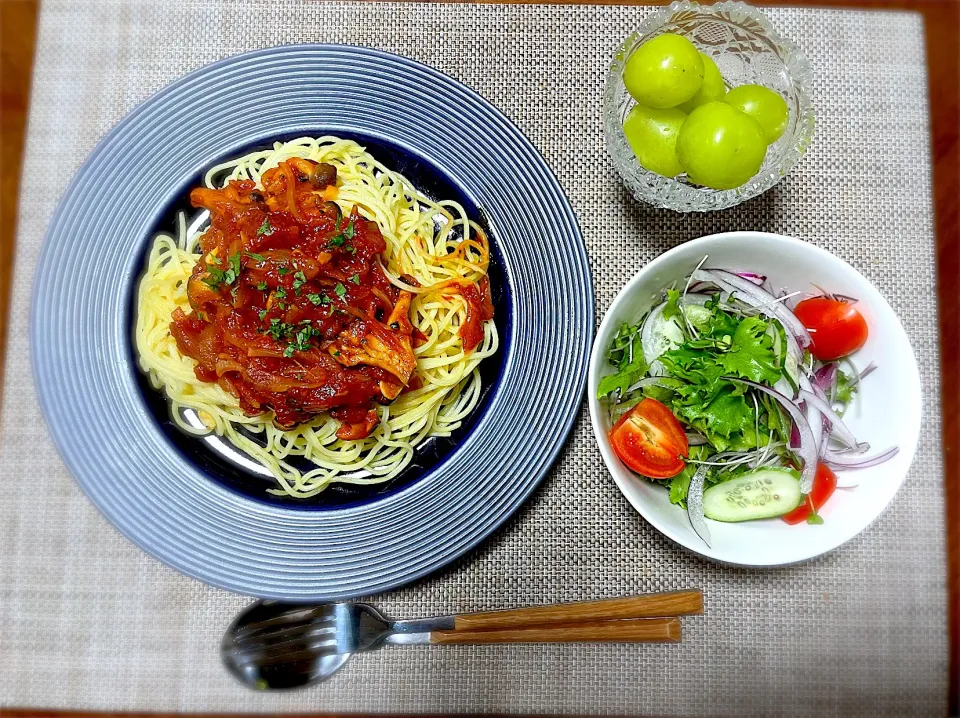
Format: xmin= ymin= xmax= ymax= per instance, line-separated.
xmin=222 ymin=589 xmax=703 ymax=689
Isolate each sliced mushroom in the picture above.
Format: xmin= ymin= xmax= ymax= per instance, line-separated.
xmin=379 ymin=380 xmax=403 ymax=400
xmin=186 ymin=272 xmax=222 ymax=310
xmin=309 ymin=162 xmax=338 ymax=189
xmin=321 ymin=200 xmax=342 ymax=223
xmin=335 ymin=410 xmax=380 ymax=440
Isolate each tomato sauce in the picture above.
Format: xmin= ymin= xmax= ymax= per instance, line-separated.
xmin=170 ymin=158 xmax=419 ymax=439
xmin=456 ymin=276 xmax=495 ymax=353
xmin=171 ymin=157 xmax=492 ymax=440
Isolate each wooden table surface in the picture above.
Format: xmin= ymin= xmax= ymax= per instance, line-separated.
xmin=1 ymin=0 xmax=957 ymax=714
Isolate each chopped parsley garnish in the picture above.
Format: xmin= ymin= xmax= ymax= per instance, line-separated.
xmin=282 ymin=325 xmax=318 ymax=357
xmin=328 ymin=220 xmax=355 ymax=249
xmin=258 ymin=309 xmax=268 ymax=321
xmin=263 ymin=318 xmax=319 ymax=357
xmin=246 ymin=252 xmax=266 ymax=262
xmin=264 ymin=318 xmax=287 ymax=340
xmin=256 ymin=218 xmax=273 ymax=236
xmin=256 ymin=281 xmax=269 ymax=291
xmin=334 ymin=282 xmax=347 ymax=299
xmin=307 ymin=293 xmax=324 ymax=306
xmin=278 ymin=266 xmax=291 ymax=276
xmin=202 ymin=268 xmax=227 ymax=290
xmin=202 ymin=252 xmax=241 ymax=290
xmin=349 ymin=274 xmax=360 ymax=285
xmin=275 ymin=288 xmax=287 ymax=300
xmin=293 ymin=271 xmax=307 ymax=294
xmin=294 ymin=327 xmax=313 ymax=347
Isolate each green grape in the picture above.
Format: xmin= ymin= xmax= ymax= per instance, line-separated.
xmin=676 ymin=102 xmax=767 ymax=190
xmin=678 ymin=53 xmax=726 ymax=113
xmin=723 ymin=84 xmax=789 ymax=145
xmin=622 ymin=33 xmax=704 ymax=109
xmin=622 ymin=105 xmax=687 ymax=178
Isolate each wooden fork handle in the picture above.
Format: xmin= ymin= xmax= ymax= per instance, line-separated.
xmin=430 ymin=617 xmax=681 ymax=644
xmin=451 ymin=589 xmax=702 ymax=630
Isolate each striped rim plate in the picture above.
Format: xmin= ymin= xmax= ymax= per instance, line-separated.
xmin=31 ymin=45 xmax=593 ymax=600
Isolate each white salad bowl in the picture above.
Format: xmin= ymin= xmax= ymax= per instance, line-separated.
xmin=588 ymin=231 xmax=921 ymax=566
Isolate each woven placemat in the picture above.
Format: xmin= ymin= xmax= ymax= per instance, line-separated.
xmin=0 ymin=1 xmax=944 ymax=714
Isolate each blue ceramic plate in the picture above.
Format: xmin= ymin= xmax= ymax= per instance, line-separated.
xmin=31 ymin=45 xmax=592 ymax=599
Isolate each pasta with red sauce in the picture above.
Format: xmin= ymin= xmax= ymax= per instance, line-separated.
xmin=136 ymin=137 xmax=497 ymax=497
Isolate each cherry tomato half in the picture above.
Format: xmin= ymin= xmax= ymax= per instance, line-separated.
xmin=794 ymin=296 xmax=868 ymax=361
xmin=782 ymin=463 xmax=838 ymax=525
xmin=609 ymin=398 xmax=688 ymax=479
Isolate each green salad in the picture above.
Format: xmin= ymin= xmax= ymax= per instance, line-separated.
xmin=597 ymin=262 xmax=897 ymax=546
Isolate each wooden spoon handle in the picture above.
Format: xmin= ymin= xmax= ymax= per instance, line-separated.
xmin=430 ymin=617 xmax=681 ymax=644
xmin=452 ymin=589 xmax=702 ymax=630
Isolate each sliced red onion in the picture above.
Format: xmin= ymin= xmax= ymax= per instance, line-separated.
xmin=735 ymin=272 xmax=767 ymax=285
xmin=798 ymin=389 xmax=860 ymax=449
xmin=827 ymin=442 xmax=871 ymax=455
xmin=813 ymin=283 xmax=859 ymax=305
xmin=725 ymin=377 xmax=817 ymax=494
xmin=850 ymin=361 xmax=878 ymax=388
xmin=823 ymin=446 xmax=899 ymax=469
xmin=799 ymin=375 xmax=823 ymax=458
xmin=808 ymin=380 xmax=827 ymax=403
xmin=789 ymin=421 xmax=801 ymax=448
xmin=775 ymin=376 xmax=795 ymax=399
xmin=686 ymin=432 xmax=709 ymax=446
xmin=805 ymin=380 xmax=834 ymax=458
xmin=686 ymin=464 xmax=712 ymax=548
xmin=813 ymin=363 xmax=838 ymax=393
xmin=695 ymin=269 xmax=813 ymax=348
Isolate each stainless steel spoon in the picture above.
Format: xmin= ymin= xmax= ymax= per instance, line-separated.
xmin=221 ymin=600 xmax=453 ymax=690
xmin=222 ymin=590 xmax=702 ymax=690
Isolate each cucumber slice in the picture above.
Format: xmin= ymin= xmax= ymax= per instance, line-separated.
xmin=641 ymin=302 xmax=683 ymax=367
xmin=682 ymin=303 xmax=712 ymax=332
xmin=641 ymin=296 xmax=712 ymax=373
xmin=702 ymin=468 xmax=802 ymax=523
